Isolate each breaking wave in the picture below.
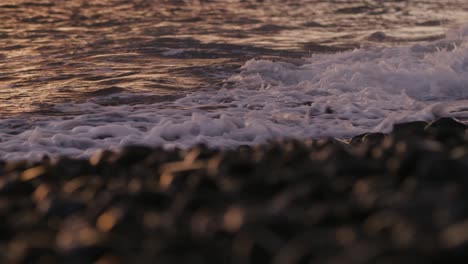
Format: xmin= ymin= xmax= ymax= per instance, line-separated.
xmin=1 ymin=26 xmax=468 ymax=160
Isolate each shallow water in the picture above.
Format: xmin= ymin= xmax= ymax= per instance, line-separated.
xmin=2 ymin=0 xmax=467 ymax=115
xmin=1 ymin=0 xmax=468 ymax=159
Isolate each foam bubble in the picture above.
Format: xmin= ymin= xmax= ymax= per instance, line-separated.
xmin=1 ymin=26 xmax=468 ymax=160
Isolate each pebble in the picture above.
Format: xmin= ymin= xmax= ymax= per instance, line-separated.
xmin=0 ymin=119 xmax=467 ymax=263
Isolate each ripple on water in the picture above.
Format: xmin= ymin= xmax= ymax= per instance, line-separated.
xmin=1 ymin=0 xmax=467 ymax=116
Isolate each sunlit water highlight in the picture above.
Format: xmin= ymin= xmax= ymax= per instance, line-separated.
xmin=1 ymin=0 xmax=468 ymax=159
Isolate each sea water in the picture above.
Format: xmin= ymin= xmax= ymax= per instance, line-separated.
xmin=1 ymin=0 xmax=468 ymax=160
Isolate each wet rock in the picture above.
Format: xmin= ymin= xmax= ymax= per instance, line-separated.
xmin=392 ymin=121 xmax=428 ymax=139
xmin=412 ymin=154 xmax=468 ymax=184
xmin=425 ymin=117 xmax=466 ymax=132
xmin=43 ymin=198 xmax=86 ymax=218
xmin=362 ymin=132 xmax=387 ymax=145
xmin=0 ymin=118 xmax=468 ymax=263
xmin=0 ymin=178 xmax=34 ymax=196
xmin=129 ymin=191 xmax=172 ymax=211
xmin=16 ymin=247 xmax=59 ymax=264
xmin=52 ymin=158 xmax=94 ymax=180
xmin=368 ymin=31 xmax=388 ymax=41
xmin=425 ymin=117 xmax=467 ymax=145
xmin=61 ymin=246 xmax=111 ymax=264
xmin=394 ymin=141 xmax=442 ymax=182
xmin=350 ymin=133 xmax=367 ymax=145
xmin=114 ymin=145 xmax=154 ymax=166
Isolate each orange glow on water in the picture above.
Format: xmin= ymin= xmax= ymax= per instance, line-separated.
xmin=1 ymin=0 xmax=467 ymax=116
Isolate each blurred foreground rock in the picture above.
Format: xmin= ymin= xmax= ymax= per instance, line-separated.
xmin=1 ymin=117 xmax=468 ymax=264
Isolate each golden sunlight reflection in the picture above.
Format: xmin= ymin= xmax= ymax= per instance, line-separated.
xmin=1 ymin=0 xmax=467 ymax=116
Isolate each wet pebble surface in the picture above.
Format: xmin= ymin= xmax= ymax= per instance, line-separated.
xmin=1 ymin=117 xmax=468 ymax=263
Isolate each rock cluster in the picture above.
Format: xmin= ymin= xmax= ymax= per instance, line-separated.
xmin=1 ymin=117 xmax=468 ymax=264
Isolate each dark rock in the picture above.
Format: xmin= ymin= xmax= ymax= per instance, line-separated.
xmin=61 ymin=246 xmax=110 ymax=264
xmin=425 ymin=117 xmax=466 ymax=132
xmin=362 ymin=132 xmax=387 ymax=145
xmin=350 ymin=133 xmax=367 ymax=145
xmin=394 ymin=141 xmax=441 ymax=182
xmin=17 ymin=247 xmax=59 ymax=264
xmin=425 ymin=117 xmax=467 ymax=145
xmin=1 ymin=118 xmax=468 ymax=263
xmin=114 ymin=145 xmax=154 ymax=165
xmin=52 ymin=158 xmax=94 ymax=180
xmin=392 ymin=121 xmax=429 ymax=139
xmin=0 ymin=179 xmax=34 ymax=196
xmin=413 ymin=155 xmax=468 ymax=184
xmin=44 ymin=198 xmax=86 ymax=218
xmin=129 ymin=191 xmax=172 ymax=210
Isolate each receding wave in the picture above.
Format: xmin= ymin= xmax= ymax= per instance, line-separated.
xmin=1 ymin=26 xmax=468 ymax=160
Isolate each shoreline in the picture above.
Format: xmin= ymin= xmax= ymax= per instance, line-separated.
xmin=1 ymin=117 xmax=467 ymax=263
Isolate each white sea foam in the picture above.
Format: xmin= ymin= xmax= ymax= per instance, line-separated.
xmin=1 ymin=26 xmax=468 ymax=160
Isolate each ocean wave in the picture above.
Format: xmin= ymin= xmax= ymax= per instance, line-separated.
xmin=1 ymin=25 xmax=468 ymax=160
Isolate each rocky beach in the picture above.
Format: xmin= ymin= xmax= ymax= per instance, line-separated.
xmin=2 ymin=1 xmax=468 ymax=263
xmin=1 ymin=117 xmax=468 ymax=263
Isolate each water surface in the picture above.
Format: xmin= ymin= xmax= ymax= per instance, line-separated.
xmin=1 ymin=0 xmax=466 ymax=115
xmin=1 ymin=0 xmax=468 ymax=159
